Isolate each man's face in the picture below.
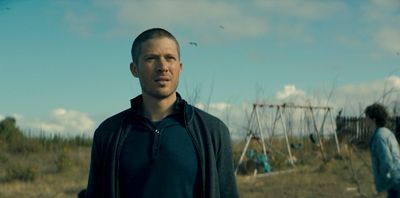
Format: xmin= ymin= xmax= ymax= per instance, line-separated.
xmin=365 ymin=115 xmax=376 ymax=132
xmin=130 ymin=37 xmax=182 ymax=100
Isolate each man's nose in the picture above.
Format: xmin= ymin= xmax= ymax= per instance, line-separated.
xmin=157 ymin=58 xmax=168 ymax=71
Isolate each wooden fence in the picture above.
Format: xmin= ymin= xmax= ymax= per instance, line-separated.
xmin=336 ymin=116 xmax=400 ymax=146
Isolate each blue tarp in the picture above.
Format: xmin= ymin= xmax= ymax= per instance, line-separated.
xmin=246 ymin=149 xmax=271 ymax=173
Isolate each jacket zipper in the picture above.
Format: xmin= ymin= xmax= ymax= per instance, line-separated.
xmin=152 ymin=129 xmax=161 ymax=160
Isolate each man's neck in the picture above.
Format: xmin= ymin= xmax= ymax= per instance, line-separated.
xmin=142 ymin=93 xmax=177 ymax=122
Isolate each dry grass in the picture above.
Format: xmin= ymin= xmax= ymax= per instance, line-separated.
xmin=235 ymin=138 xmax=386 ymax=198
xmin=0 ymin=137 xmax=387 ymax=198
xmin=237 ymin=158 xmax=384 ymax=198
xmin=0 ymin=146 xmax=90 ymax=198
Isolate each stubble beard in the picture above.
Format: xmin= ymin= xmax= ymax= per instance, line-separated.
xmin=142 ymin=80 xmax=179 ymax=100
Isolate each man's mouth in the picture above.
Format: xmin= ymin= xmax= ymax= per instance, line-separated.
xmin=155 ymin=77 xmax=171 ymax=82
xmin=154 ymin=77 xmax=171 ymax=85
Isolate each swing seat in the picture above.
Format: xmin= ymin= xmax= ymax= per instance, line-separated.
xmin=257 ymin=153 xmax=271 ymax=172
xmin=310 ymin=134 xmax=318 ymax=144
xmin=290 ymin=143 xmax=302 ymax=150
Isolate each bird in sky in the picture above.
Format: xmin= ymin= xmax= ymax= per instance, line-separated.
xmin=189 ymin=41 xmax=198 ymax=47
xmin=219 ymin=25 xmax=225 ymax=29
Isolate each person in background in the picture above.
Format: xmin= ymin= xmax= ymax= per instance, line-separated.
xmin=366 ymin=103 xmax=400 ymax=198
xmin=82 ymin=27 xmax=238 ymax=198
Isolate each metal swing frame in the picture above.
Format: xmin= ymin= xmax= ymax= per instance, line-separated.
xmin=235 ymin=103 xmax=341 ymax=176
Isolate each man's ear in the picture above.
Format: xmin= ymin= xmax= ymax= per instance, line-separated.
xmin=130 ymin=62 xmax=139 ymax=78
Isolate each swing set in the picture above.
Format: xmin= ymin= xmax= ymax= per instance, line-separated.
xmin=235 ymin=103 xmax=341 ymax=176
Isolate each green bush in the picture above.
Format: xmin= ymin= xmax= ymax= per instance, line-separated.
xmin=7 ymin=138 xmax=43 ymax=154
xmin=0 ymin=138 xmax=6 ymax=152
xmin=0 ymin=117 xmax=24 ymax=142
xmin=0 ymin=117 xmax=37 ymax=153
xmin=0 ymin=154 xmax=8 ymax=163
xmin=0 ymin=117 xmax=92 ymax=154
xmin=4 ymin=164 xmax=37 ymax=182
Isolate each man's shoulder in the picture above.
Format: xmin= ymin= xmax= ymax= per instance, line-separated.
xmin=190 ymin=105 xmax=216 ymax=119
xmin=376 ymin=127 xmax=394 ymax=137
xmin=188 ymin=104 xmax=232 ymax=143
xmin=374 ymin=127 xmax=396 ymax=142
xmin=96 ymin=109 xmax=130 ymax=132
xmin=189 ymin=104 xmax=226 ymax=127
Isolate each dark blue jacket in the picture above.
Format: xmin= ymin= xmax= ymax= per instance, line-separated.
xmin=85 ymin=94 xmax=238 ymax=198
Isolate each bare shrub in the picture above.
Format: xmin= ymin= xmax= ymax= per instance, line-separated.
xmin=4 ymin=164 xmax=37 ymax=182
xmin=55 ymin=149 xmax=73 ymax=172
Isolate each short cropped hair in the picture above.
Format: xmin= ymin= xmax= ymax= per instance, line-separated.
xmin=131 ymin=28 xmax=180 ymax=64
xmin=365 ymin=103 xmax=389 ymax=127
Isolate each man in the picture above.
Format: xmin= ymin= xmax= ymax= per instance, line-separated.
xmin=366 ymin=103 xmax=400 ymax=198
xmin=84 ymin=28 xmax=238 ymax=198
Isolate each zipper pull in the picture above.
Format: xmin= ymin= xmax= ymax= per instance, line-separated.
xmin=152 ymin=129 xmax=161 ymax=160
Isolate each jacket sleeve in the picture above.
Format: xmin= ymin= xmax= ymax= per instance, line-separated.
xmin=85 ymin=130 xmax=103 ymax=198
xmin=216 ymin=124 xmax=239 ymax=198
xmin=373 ymin=137 xmax=394 ymax=192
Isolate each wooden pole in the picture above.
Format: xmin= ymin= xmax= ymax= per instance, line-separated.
xmin=329 ymin=110 xmax=341 ymax=154
xmin=279 ymin=107 xmax=295 ymax=167
xmin=255 ymin=106 xmax=268 ymax=158
xmin=235 ymin=106 xmax=256 ymax=175
xmin=309 ymin=106 xmax=327 ymax=162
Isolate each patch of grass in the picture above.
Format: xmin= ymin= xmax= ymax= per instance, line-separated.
xmin=55 ymin=149 xmax=73 ymax=172
xmin=0 ymin=116 xmax=384 ymax=197
xmin=4 ymin=164 xmax=38 ymax=182
xmin=0 ymin=154 xmax=8 ymax=163
xmin=7 ymin=138 xmax=44 ymax=154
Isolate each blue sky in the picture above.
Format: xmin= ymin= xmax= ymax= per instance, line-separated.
xmin=0 ymin=0 xmax=399 ymax=138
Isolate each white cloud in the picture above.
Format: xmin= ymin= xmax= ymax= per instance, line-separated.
xmin=61 ymin=0 xmax=400 ymax=55
xmin=15 ymin=108 xmax=96 ymax=137
xmin=63 ymin=0 xmax=268 ymax=40
xmin=272 ymin=76 xmax=400 ymax=116
xmin=372 ymin=0 xmax=400 ymax=7
xmin=194 ymin=102 xmax=234 ymax=117
xmin=375 ymin=28 xmax=400 ymax=53
xmin=273 ymin=23 xmax=315 ymax=44
xmin=52 ymin=108 xmax=67 ymax=117
xmin=58 ymin=0 xmax=348 ymax=46
xmin=363 ymin=0 xmax=400 ymax=22
xmin=193 ymin=101 xmax=251 ymax=139
xmin=331 ymin=75 xmax=400 ymax=115
xmin=0 ymin=114 xmax=4 ymax=121
xmin=209 ymin=103 xmax=231 ymax=111
xmin=201 ymin=76 xmax=400 ymax=139
xmin=113 ymin=0 xmax=267 ymax=38
xmin=254 ymin=0 xmax=347 ymax=20
xmin=253 ymin=0 xmax=348 ymax=44
xmin=11 ymin=113 xmax=24 ymax=121
xmin=64 ymin=10 xmax=98 ymax=37
xmin=388 ymin=75 xmax=400 ymax=87
xmin=194 ymin=103 xmax=205 ymax=110
xmin=276 ymin=85 xmax=306 ymax=100
xmin=359 ymin=0 xmax=400 ymax=54
xmin=195 ymin=102 xmax=232 ymax=111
